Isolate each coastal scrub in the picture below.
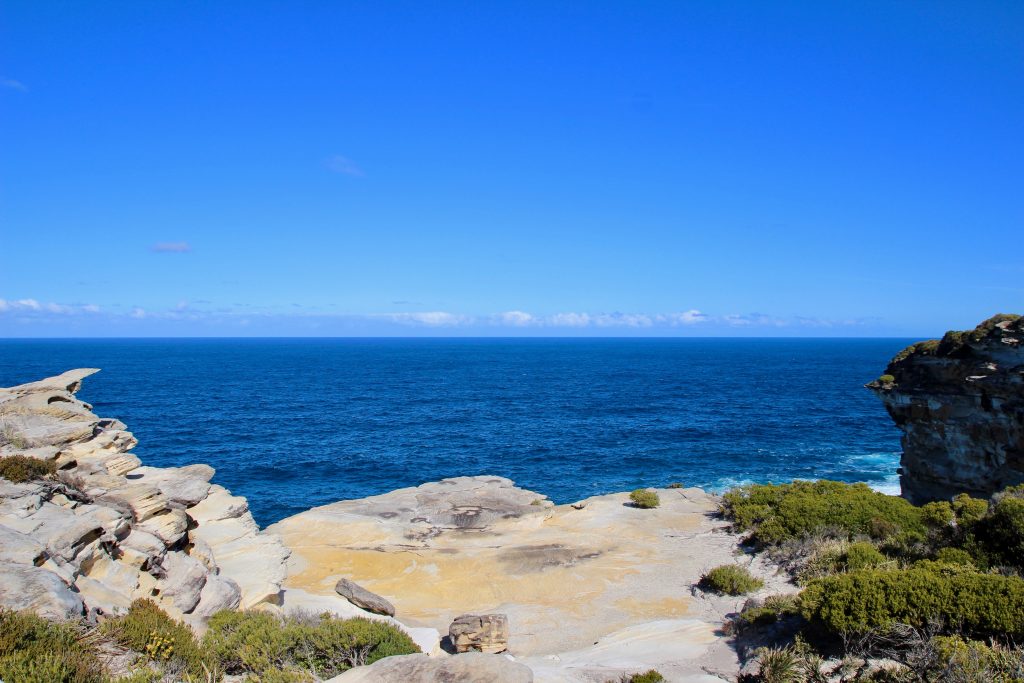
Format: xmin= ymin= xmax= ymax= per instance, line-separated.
xmin=629 ymin=489 xmax=660 ymax=509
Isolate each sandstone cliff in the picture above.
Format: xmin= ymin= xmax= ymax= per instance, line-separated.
xmin=0 ymin=369 xmax=290 ymax=628
xmin=868 ymin=314 xmax=1024 ymax=504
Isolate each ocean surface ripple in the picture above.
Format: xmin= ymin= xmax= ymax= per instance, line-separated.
xmin=0 ymin=338 xmax=910 ymax=526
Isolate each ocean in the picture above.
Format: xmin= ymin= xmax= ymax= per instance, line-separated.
xmin=0 ymin=338 xmax=912 ymax=526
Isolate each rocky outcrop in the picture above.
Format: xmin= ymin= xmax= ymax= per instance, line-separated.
xmin=869 ymin=314 xmax=1024 ymax=503
xmin=270 ymin=476 xmax=787 ymax=680
xmin=0 ymin=369 xmax=289 ymax=627
xmin=449 ymin=614 xmax=510 ymax=654
xmin=326 ymin=652 xmax=534 ymax=682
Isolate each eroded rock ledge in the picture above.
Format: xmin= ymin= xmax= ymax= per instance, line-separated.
xmin=0 ymin=369 xmax=289 ymax=628
xmin=869 ymin=314 xmax=1024 ymax=504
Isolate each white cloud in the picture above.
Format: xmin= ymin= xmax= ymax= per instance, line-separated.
xmin=130 ymin=307 xmax=147 ymax=319
xmin=385 ymin=311 xmax=469 ymax=326
xmin=498 ymin=310 xmax=535 ymax=326
xmin=82 ymin=304 xmax=101 ymax=313
xmin=1 ymin=78 xmax=27 ymax=91
xmin=326 ymin=155 xmax=364 ymax=177
xmin=660 ymin=309 xmax=708 ymax=325
xmin=16 ymin=298 xmax=41 ymax=310
xmin=152 ymin=242 xmax=191 ymax=253
xmin=547 ymin=312 xmax=591 ymax=327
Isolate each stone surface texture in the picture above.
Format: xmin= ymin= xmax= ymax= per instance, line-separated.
xmin=450 ymin=613 xmax=510 ymax=654
xmin=326 ymin=652 xmax=534 ymax=683
xmin=270 ymin=476 xmax=789 ymax=681
xmin=869 ymin=314 xmax=1024 ymax=503
xmin=0 ymin=369 xmax=290 ymax=628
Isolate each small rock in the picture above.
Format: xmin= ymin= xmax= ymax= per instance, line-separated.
xmin=449 ymin=613 xmax=510 ymax=654
xmin=335 ymin=577 xmax=395 ymax=616
xmin=570 ymin=501 xmax=587 ymax=510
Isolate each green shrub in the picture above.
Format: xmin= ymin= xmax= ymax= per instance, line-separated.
xmin=800 ymin=567 xmax=1024 ymax=640
xmin=932 ymin=635 xmax=1024 ymax=681
xmin=629 ymin=489 xmax=660 ymax=509
xmin=843 ymin=542 xmax=887 ymax=571
xmin=203 ymin=610 xmax=419 ymax=679
xmin=877 ymin=374 xmax=895 ymax=384
xmin=0 ymin=455 xmax=56 ymax=483
xmin=721 ymin=481 xmax=925 ymax=546
xmin=624 ymin=671 xmax=664 ymax=683
xmin=754 ymin=645 xmax=803 ymax=682
xmin=738 ymin=594 xmax=801 ymax=627
xmin=935 ymin=547 xmax=976 ymax=567
xmin=101 ymin=599 xmax=211 ymax=678
xmin=0 ymin=610 xmax=105 ymax=683
xmin=974 ymin=494 xmax=1024 ymax=570
xmin=699 ymin=564 xmax=764 ymax=596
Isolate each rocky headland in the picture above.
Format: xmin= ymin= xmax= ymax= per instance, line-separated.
xmin=0 ymin=369 xmax=789 ymax=682
xmin=869 ymin=314 xmax=1024 ymax=504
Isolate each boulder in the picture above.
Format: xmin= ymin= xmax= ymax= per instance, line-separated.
xmin=326 ymin=652 xmax=533 ymax=682
xmin=450 ymin=614 xmax=510 ymax=654
xmin=335 ymin=578 xmax=395 ymax=616
xmin=0 ymin=561 xmax=84 ymax=620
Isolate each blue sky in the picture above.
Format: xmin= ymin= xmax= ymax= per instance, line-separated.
xmin=1 ymin=1 xmax=1021 ymax=337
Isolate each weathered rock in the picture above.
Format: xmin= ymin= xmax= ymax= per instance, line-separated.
xmin=326 ymin=652 xmax=533 ymax=683
xmin=189 ymin=485 xmax=289 ymax=608
xmin=0 ymin=523 xmax=47 ymax=564
xmin=0 ymin=561 xmax=84 ymax=620
xmin=869 ymin=314 xmax=1024 ymax=503
xmin=335 ymin=577 xmax=395 ymax=616
xmin=0 ymin=369 xmax=291 ymax=629
xmin=450 ymin=614 xmax=510 ymax=654
xmin=156 ymin=552 xmax=208 ymax=614
xmin=128 ymin=464 xmax=214 ymax=507
xmin=190 ymin=574 xmax=242 ymax=619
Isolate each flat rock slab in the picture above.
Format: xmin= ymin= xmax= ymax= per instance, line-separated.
xmin=326 ymin=652 xmax=533 ymax=683
xmin=269 ymin=476 xmax=744 ymax=661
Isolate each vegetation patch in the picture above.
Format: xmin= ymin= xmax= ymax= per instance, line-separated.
xmin=204 ymin=609 xmax=419 ymax=680
xmin=0 ymin=454 xmax=56 ymax=483
xmin=699 ymin=564 xmax=764 ymax=596
xmin=629 ymin=489 xmax=660 ymax=509
xmin=801 ymin=566 xmax=1024 ymax=640
xmin=721 ymin=480 xmax=925 ymax=547
xmin=0 ymin=610 xmax=105 ymax=683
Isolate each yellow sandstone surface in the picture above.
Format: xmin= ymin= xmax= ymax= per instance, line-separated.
xmin=269 ymin=477 xmax=746 ymax=659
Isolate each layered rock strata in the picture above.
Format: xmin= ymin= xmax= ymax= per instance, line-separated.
xmin=0 ymin=369 xmax=289 ymax=628
xmin=869 ymin=314 xmax=1024 ymax=503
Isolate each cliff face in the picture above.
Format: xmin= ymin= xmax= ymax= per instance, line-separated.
xmin=0 ymin=369 xmax=289 ymax=627
xmin=869 ymin=314 xmax=1024 ymax=504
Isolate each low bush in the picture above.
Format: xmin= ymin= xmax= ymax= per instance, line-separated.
xmin=699 ymin=564 xmax=764 ymax=596
xmin=203 ymin=609 xmax=419 ymax=679
xmin=629 ymin=489 xmax=660 ymax=509
xmin=101 ymin=598 xmax=213 ymax=679
xmin=721 ymin=481 xmax=926 ymax=547
xmin=738 ymin=594 xmax=801 ymax=627
xmin=620 ymin=671 xmax=664 ymax=683
xmin=0 ymin=454 xmax=56 ymax=483
xmin=932 ymin=635 xmax=1024 ymax=681
xmin=877 ymin=374 xmax=895 ymax=384
xmin=800 ymin=566 xmax=1024 ymax=640
xmin=0 ymin=609 xmax=105 ymax=683
xmin=843 ymin=542 xmax=887 ymax=572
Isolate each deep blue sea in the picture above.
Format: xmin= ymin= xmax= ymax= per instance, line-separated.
xmin=0 ymin=338 xmax=911 ymax=526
